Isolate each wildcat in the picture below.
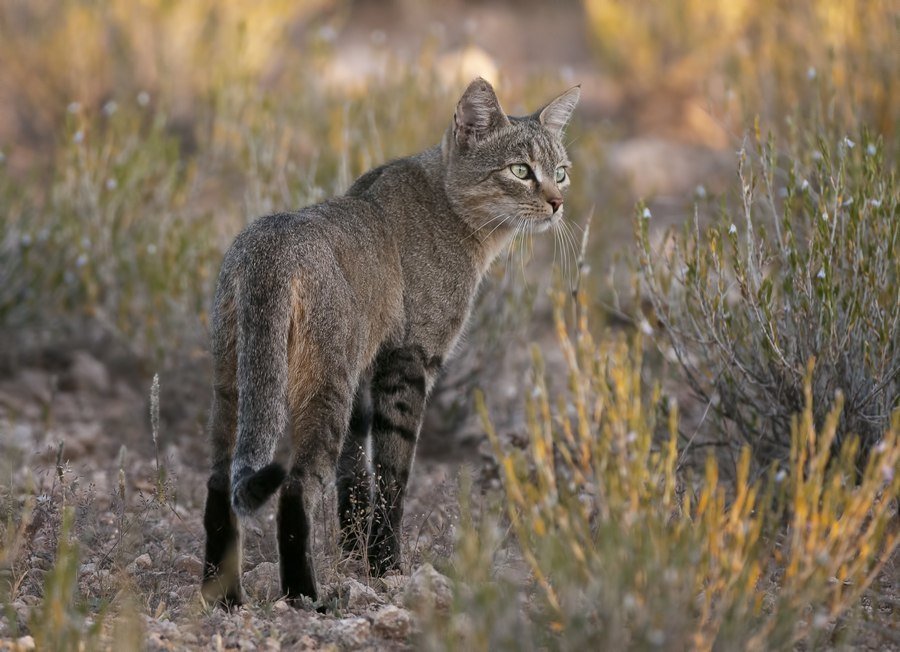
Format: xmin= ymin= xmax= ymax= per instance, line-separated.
xmin=201 ymin=77 xmax=580 ymax=607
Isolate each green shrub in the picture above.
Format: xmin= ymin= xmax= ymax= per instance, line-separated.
xmin=637 ymin=125 xmax=898 ymax=470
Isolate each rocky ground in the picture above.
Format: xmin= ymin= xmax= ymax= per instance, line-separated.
xmin=0 ymin=348 xmax=478 ymax=650
xmin=0 ymin=328 xmax=898 ymax=651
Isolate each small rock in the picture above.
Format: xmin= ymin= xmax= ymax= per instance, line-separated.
xmin=175 ymin=584 xmax=197 ymax=604
xmin=343 ymin=578 xmax=383 ymax=611
xmin=63 ymin=351 xmax=111 ymax=395
xmin=272 ymin=599 xmax=291 ymax=614
xmin=333 ymin=617 xmax=371 ymax=648
xmin=18 ymin=369 xmax=53 ymax=404
xmin=174 ymin=554 xmax=203 ymax=576
xmin=372 ymin=604 xmax=413 ymax=639
xmin=243 ymin=562 xmax=280 ymax=601
xmin=403 ymin=563 xmax=452 ymax=612
xmin=79 ymin=563 xmax=97 ymax=574
xmin=12 ymin=601 xmax=29 ymax=628
xmin=132 ymin=553 xmax=152 ymax=570
xmin=379 ymin=574 xmax=409 ymax=593
xmin=15 ymin=635 xmax=35 ymax=650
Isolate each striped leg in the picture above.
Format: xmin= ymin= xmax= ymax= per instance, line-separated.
xmin=367 ymin=347 xmax=428 ymax=576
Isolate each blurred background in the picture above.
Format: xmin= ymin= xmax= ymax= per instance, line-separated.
xmin=0 ymin=0 xmax=900 ymax=458
xmin=0 ymin=0 xmax=896 ymax=468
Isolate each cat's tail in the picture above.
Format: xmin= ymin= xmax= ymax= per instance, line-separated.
xmin=229 ymin=271 xmax=293 ymax=517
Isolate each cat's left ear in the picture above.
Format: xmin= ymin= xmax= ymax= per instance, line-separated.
xmin=537 ymin=85 xmax=581 ymax=136
xmin=454 ymin=78 xmax=510 ymax=149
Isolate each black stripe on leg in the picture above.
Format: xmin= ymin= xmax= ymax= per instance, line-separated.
xmin=371 ymin=411 xmax=417 ymax=442
xmin=278 ymin=481 xmax=317 ymax=603
xmin=376 ymin=379 xmax=426 ymax=397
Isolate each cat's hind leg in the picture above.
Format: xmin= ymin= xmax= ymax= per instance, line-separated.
xmin=279 ymin=372 xmax=355 ymax=605
xmin=201 ymin=382 xmax=243 ymax=608
xmin=367 ymin=346 xmax=430 ymax=576
xmin=337 ymin=375 xmax=373 ymax=556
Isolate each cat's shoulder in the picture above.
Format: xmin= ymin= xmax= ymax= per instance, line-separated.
xmin=346 ymin=147 xmax=441 ymax=198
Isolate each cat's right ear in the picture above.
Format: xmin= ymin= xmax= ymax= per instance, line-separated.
xmin=453 ymin=78 xmax=510 ymax=150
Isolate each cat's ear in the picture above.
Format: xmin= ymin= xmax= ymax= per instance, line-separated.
xmin=537 ymin=85 xmax=581 ymax=136
xmin=454 ymin=78 xmax=510 ymax=149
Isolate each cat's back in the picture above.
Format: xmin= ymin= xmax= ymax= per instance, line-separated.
xmin=229 ymin=196 xmax=384 ymax=259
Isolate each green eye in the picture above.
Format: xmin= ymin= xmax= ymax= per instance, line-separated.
xmin=555 ymin=167 xmax=567 ymax=183
xmin=510 ymin=163 xmax=531 ymax=179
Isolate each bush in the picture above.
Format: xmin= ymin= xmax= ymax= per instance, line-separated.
xmin=637 ymin=125 xmax=898 ymax=470
xmin=416 ymin=291 xmax=900 ymax=650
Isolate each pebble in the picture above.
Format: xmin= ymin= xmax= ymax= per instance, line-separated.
xmin=243 ymin=562 xmax=280 ymax=601
xmin=403 ymin=563 xmax=453 ymax=612
xmin=333 ymin=617 xmax=371 ymax=648
xmin=174 ymin=554 xmax=203 ymax=576
xmin=379 ymin=574 xmax=409 ymax=593
xmin=15 ymin=636 xmax=35 ymax=650
xmin=343 ymin=578 xmax=383 ymax=611
xmin=372 ymin=604 xmax=413 ymax=639
xmin=132 ymin=553 xmax=153 ymax=570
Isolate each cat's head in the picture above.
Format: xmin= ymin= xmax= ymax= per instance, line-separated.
xmin=442 ymin=78 xmax=580 ymax=236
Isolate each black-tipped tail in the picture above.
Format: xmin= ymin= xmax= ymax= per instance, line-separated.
xmin=231 ymin=463 xmax=287 ymax=516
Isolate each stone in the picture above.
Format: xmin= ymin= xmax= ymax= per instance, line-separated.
xmin=131 ymin=553 xmax=152 ymax=570
xmin=343 ymin=578 xmax=382 ymax=611
xmin=403 ymin=563 xmax=452 ymax=612
xmin=15 ymin=635 xmax=35 ymax=650
xmin=379 ymin=574 xmax=409 ymax=594
xmin=372 ymin=604 xmax=413 ymax=639
xmin=243 ymin=562 xmax=280 ymax=601
xmin=174 ymin=554 xmax=203 ymax=576
xmin=332 ymin=617 xmax=371 ymax=648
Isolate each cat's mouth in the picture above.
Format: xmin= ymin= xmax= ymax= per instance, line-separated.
xmin=525 ymin=211 xmax=562 ymax=233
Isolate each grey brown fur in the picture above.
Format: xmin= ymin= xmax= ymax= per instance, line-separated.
xmin=201 ymin=78 xmax=580 ymax=607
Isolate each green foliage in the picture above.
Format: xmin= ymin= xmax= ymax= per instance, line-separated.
xmin=638 ymin=126 xmax=899 ymax=468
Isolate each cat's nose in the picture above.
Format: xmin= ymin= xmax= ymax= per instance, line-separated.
xmin=547 ymin=195 xmax=563 ymax=213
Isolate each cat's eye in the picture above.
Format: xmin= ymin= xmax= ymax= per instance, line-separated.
xmin=510 ymin=163 xmax=531 ymax=180
xmin=555 ymin=167 xmax=567 ymax=183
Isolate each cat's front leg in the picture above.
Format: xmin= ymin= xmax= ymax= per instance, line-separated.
xmin=367 ymin=346 xmax=431 ymax=576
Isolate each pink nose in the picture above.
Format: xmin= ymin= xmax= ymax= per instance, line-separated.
xmin=548 ymin=196 xmax=563 ymax=213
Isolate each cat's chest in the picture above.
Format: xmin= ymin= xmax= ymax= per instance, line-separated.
xmin=401 ymin=261 xmax=479 ymax=355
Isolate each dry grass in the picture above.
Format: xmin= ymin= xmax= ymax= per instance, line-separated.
xmin=0 ymin=1 xmax=897 ymax=650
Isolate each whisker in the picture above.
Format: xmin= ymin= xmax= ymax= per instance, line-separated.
xmin=462 ymin=211 xmax=512 ymax=242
